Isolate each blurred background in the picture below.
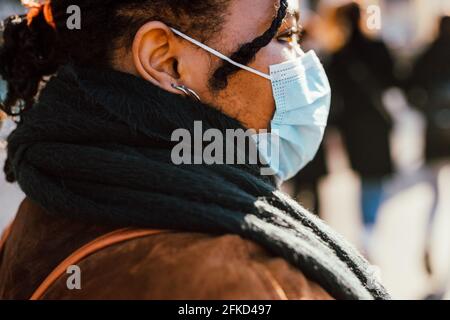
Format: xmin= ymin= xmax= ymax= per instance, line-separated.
xmin=0 ymin=0 xmax=25 ymax=246
xmin=1 ymin=0 xmax=450 ymax=299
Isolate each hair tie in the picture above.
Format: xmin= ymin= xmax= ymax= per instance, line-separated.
xmin=22 ymin=0 xmax=56 ymax=30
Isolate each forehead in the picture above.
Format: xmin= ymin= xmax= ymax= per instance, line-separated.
xmin=215 ymin=0 xmax=296 ymax=50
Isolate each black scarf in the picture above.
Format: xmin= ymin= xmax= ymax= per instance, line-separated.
xmin=6 ymin=65 xmax=390 ymax=300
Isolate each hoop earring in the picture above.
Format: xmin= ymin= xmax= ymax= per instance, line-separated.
xmin=171 ymin=84 xmax=201 ymax=102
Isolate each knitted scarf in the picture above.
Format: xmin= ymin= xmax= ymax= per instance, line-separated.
xmin=6 ymin=65 xmax=390 ymax=300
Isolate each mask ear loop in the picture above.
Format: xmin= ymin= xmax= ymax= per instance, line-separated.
xmin=170 ymin=28 xmax=271 ymax=81
xmin=293 ymin=44 xmax=305 ymax=57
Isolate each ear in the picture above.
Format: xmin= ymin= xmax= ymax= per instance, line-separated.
xmin=132 ymin=21 xmax=182 ymax=95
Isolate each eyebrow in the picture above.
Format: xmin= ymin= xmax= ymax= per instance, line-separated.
xmin=210 ymin=0 xmax=289 ymax=90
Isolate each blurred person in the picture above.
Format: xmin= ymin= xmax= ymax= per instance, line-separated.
xmin=0 ymin=0 xmax=388 ymax=300
xmin=408 ymin=16 xmax=450 ymax=164
xmin=326 ymin=2 xmax=397 ymax=249
xmin=286 ymin=12 xmax=329 ymax=215
xmin=407 ymin=16 xmax=450 ymax=282
xmin=288 ymin=144 xmax=327 ymax=215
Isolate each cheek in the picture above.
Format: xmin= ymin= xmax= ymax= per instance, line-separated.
xmin=182 ymin=49 xmax=216 ymax=98
xmin=252 ymin=40 xmax=300 ymax=73
xmin=213 ymin=71 xmax=274 ymax=131
xmin=227 ymin=42 xmax=299 ymax=130
xmin=202 ymin=42 xmax=299 ymax=131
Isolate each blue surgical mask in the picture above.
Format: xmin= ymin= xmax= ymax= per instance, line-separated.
xmin=171 ymin=28 xmax=331 ymax=182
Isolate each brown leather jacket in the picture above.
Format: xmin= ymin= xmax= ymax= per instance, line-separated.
xmin=0 ymin=198 xmax=333 ymax=300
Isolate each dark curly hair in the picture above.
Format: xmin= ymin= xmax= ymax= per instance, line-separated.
xmin=0 ymin=0 xmax=288 ymax=116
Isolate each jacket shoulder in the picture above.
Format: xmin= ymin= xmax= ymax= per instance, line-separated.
xmin=41 ymin=232 xmax=333 ymax=300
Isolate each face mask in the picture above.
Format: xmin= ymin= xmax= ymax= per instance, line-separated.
xmin=171 ymin=28 xmax=331 ymax=182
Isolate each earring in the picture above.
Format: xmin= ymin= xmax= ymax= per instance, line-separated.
xmin=171 ymin=84 xmax=201 ymax=102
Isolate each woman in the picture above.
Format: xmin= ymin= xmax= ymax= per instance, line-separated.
xmin=0 ymin=0 xmax=389 ymax=300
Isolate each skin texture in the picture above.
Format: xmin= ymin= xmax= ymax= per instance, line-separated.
xmin=119 ymin=0 xmax=302 ymax=131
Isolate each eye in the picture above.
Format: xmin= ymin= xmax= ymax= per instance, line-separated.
xmin=276 ymin=27 xmax=303 ymax=44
